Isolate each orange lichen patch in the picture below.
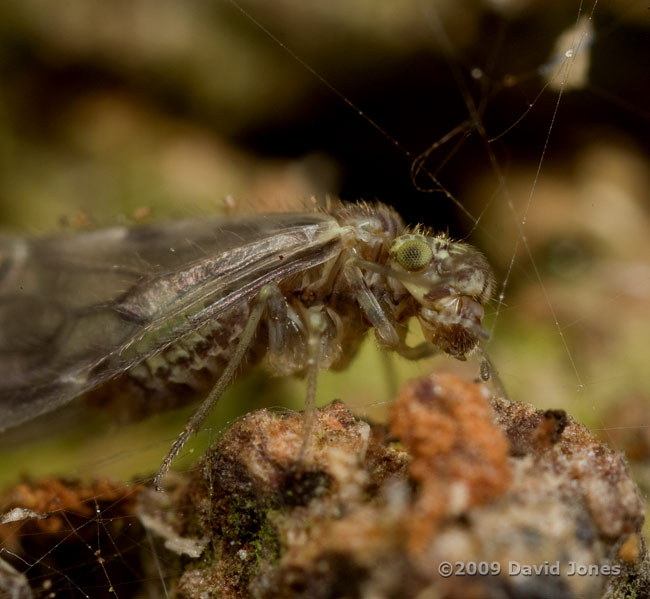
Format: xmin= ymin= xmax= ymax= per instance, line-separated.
xmin=619 ymin=533 xmax=643 ymax=563
xmin=389 ymin=373 xmax=511 ymax=547
xmin=533 ymin=409 xmax=568 ymax=448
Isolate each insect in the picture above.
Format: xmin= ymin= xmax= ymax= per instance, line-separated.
xmin=0 ymin=202 xmax=494 ymax=488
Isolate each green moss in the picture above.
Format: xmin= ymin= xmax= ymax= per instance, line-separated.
xmin=250 ymin=514 xmax=281 ymax=566
xmin=606 ymin=579 xmax=638 ymax=599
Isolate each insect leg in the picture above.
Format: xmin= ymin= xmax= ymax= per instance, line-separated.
xmin=260 ymin=284 xmax=325 ymax=459
xmin=153 ymin=287 xmax=270 ymax=491
xmin=342 ymin=261 xmax=400 ymax=348
xmin=380 ymin=351 xmax=398 ymax=398
xmin=344 ymin=259 xmax=439 ymax=359
xmin=264 ymin=283 xmax=292 ymax=354
xmin=394 ymin=341 xmax=439 ymax=360
xmin=298 ymin=308 xmax=326 ymax=460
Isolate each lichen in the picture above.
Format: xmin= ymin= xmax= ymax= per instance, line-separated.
xmin=168 ymin=374 xmax=648 ymax=599
xmin=2 ymin=375 xmax=648 ymax=598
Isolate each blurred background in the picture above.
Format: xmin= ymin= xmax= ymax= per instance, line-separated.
xmin=0 ymin=0 xmax=649 ymax=525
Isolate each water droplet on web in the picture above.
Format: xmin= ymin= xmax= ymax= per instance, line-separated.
xmin=480 ymin=359 xmax=490 ymax=381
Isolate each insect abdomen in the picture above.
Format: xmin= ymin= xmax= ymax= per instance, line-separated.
xmin=85 ymin=304 xmax=259 ymax=421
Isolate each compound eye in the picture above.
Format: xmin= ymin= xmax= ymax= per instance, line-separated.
xmin=394 ymin=238 xmax=433 ymax=271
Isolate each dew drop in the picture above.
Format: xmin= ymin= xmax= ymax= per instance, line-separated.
xmin=480 ymin=359 xmax=490 ymax=381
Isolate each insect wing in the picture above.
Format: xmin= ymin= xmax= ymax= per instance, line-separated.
xmin=0 ymin=212 xmax=343 ymax=431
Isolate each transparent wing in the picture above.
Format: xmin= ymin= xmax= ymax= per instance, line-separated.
xmin=0 ymin=212 xmax=343 ymax=431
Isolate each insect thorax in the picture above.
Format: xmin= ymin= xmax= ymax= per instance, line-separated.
xmin=331 ymin=201 xmax=404 ymax=262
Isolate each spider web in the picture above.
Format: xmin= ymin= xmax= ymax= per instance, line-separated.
xmin=1 ymin=0 xmax=649 ymax=597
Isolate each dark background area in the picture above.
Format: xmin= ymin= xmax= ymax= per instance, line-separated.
xmin=0 ymin=1 xmax=647 ymax=235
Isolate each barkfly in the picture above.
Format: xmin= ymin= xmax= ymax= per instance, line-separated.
xmin=0 ymin=202 xmax=494 ymax=488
